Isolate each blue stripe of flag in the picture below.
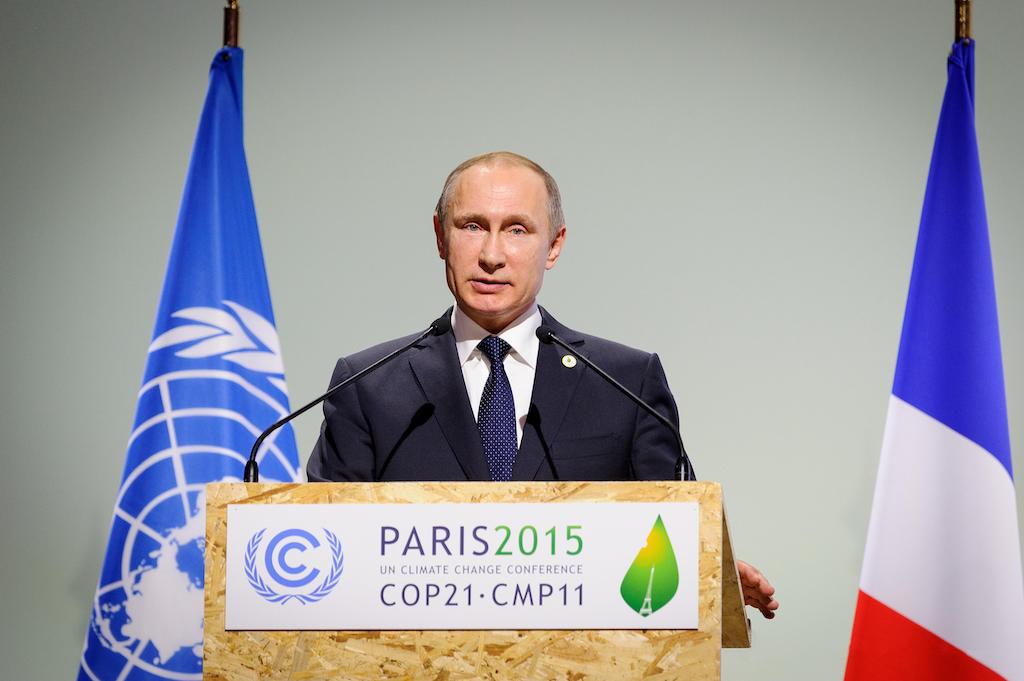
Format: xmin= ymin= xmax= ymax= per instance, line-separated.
xmin=892 ymin=41 xmax=1012 ymax=479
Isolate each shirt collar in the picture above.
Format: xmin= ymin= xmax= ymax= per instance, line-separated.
xmin=453 ymin=304 xmax=542 ymax=369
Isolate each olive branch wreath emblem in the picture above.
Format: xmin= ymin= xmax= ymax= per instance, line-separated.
xmin=148 ymin=300 xmax=289 ymax=395
xmin=244 ymin=529 xmax=345 ymax=604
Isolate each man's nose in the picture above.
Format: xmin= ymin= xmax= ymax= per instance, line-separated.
xmin=478 ymin=231 xmax=506 ymax=271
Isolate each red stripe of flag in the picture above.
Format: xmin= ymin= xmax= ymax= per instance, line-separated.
xmin=845 ymin=590 xmax=1004 ymax=680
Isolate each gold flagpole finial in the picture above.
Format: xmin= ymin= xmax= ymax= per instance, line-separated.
xmin=955 ymin=0 xmax=972 ymax=43
xmin=223 ymin=0 xmax=240 ymax=48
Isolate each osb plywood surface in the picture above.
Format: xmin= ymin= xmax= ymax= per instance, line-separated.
xmin=719 ymin=508 xmax=752 ymax=650
xmin=204 ymin=482 xmax=733 ymax=680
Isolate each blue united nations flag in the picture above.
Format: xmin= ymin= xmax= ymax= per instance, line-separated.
xmin=78 ymin=46 xmax=300 ymax=681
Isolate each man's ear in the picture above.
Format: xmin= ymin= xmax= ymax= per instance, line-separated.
xmin=433 ymin=213 xmax=446 ymax=259
xmin=545 ymin=225 xmax=566 ymax=270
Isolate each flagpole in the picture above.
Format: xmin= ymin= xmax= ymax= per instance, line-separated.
xmin=955 ymin=0 xmax=971 ymax=43
xmin=224 ymin=0 xmax=240 ymax=48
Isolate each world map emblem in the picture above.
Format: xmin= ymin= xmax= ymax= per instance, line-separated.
xmin=79 ymin=301 xmax=299 ymax=681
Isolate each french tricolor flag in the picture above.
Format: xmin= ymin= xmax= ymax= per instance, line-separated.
xmin=845 ymin=40 xmax=1024 ymax=680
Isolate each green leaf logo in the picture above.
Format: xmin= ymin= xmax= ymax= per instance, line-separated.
xmin=620 ymin=515 xmax=679 ymax=616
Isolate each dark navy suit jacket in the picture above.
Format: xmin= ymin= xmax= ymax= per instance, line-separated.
xmin=306 ymin=309 xmax=684 ymax=482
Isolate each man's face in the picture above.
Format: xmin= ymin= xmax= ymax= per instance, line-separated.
xmin=434 ymin=163 xmax=566 ymax=334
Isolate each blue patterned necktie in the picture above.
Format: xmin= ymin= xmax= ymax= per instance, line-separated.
xmin=476 ymin=336 xmax=516 ymax=481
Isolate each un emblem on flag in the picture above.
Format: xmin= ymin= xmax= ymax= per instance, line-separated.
xmin=80 ymin=301 xmax=299 ymax=681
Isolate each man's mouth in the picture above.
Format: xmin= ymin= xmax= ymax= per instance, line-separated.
xmin=470 ymin=279 xmax=509 ymax=293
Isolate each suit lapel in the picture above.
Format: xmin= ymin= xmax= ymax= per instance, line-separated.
xmin=513 ymin=309 xmax=585 ymax=480
xmin=408 ymin=323 xmax=491 ymax=481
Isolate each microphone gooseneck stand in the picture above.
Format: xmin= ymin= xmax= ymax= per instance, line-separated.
xmin=243 ymin=315 xmax=451 ymax=482
xmin=536 ymin=325 xmax=695 ymax=481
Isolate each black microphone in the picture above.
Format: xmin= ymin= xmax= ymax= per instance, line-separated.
xmin=243 ymin=314 xmax=451 ymax=482
xmin=536 ymin=325 xmax=695 ymax=481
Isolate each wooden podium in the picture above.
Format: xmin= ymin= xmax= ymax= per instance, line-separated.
xmin=204 ymin=481 xmax=750 ymax=680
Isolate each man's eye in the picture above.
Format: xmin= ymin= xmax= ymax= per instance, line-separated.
xmin=509 ymin=226 xmax=527 ymax=235
xmin=464 ymin=223 xmax=482 ymax=231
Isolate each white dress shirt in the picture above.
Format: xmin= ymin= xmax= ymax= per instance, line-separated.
xmin=452 ymin=304 xmax=541 ymax=447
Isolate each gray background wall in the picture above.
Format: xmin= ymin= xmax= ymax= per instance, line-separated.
xmin=2 ymin=1 xmax=1022 ymax=679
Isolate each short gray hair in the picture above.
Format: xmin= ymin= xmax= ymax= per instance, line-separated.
xmin=435 ymin=151 xmax=565 ymax=238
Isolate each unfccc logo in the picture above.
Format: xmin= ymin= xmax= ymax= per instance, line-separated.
xmin=244 ymin=528 xmax=344 ymax=604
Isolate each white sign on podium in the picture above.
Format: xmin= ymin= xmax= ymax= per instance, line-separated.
xmin=225 ymin=501 xmax=699 ymax=631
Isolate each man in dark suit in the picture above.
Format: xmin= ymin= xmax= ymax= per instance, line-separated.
xmin=306 ymin=151 xmax=778 ymax=618
xmin=306 ymin=306 xmax=682 ymax=482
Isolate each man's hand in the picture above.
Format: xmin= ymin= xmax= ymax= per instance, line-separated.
xmin=737 ymin=560 xmax=778 ymax=619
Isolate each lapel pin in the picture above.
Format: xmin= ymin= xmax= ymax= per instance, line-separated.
xmin=561 ymin=354 xmax=577 ymax=368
